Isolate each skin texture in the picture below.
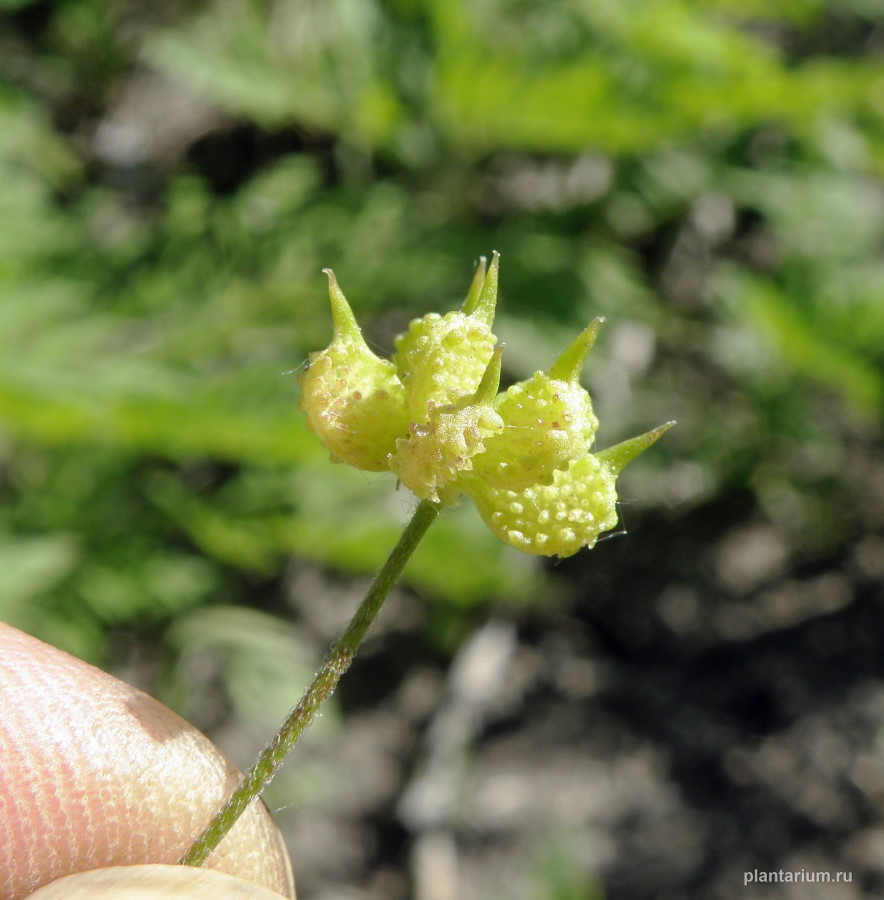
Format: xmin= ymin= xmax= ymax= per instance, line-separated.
xmin=25 ymin=865 xmax=290 ymax=899
xmin=0 ymin=623 xmax=295 ymax=900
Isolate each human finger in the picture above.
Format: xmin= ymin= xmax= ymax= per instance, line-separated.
xmin=0 ymin=623 xmax=295 ymax=900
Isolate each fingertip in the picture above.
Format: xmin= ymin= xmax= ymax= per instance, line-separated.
xmin=23 ymin=864 xmax=292 ymax=899
xmin=0 ymin=624 xmax=294 ymax=900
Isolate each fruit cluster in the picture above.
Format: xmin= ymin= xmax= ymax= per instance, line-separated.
xmin=298 ymin=254 xmax=671 ymax=557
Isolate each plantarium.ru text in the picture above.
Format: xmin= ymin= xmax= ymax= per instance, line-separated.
xmin=179 ymin=253 xmax=673 ymax=867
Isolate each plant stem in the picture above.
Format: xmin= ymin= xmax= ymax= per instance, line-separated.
xmin=179 ymin=498 xmax=441 ymax=866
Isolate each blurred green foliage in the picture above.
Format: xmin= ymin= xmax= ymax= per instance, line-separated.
xmin=0 ymin=0 xmax=881 ymax=690
xmin=525 ymin=833 xmax=605 ymax=900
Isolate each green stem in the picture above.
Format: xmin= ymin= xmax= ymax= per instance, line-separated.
xmin=179 ymin=498 xmax=441 ymax=866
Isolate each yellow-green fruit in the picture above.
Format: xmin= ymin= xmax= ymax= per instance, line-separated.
xmin=462 ymin=453 xmax=619 ymax=557
xmin=474 ymin=373 xmax=598 ymax=492
xmin=394 ymin=255 xmax=499 ymax=423
xmin=472 ymin=319 xmax=603 ymax=492
xmin=391 ymin=348 xmax=504 ymax=503
xmin=394 ymin=312 xmax=496 ymax=422
xmin=298 ymin=272 xmax=409 ymax=471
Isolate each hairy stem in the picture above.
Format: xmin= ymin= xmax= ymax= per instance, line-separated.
xmin=179 ymin=498 xmax=441 ymax=866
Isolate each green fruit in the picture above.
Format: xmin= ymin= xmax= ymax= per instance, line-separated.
xmin=391 ymin=348 xmax=504 ymax=503
xmin=298 ymin=271 xmax=409 ymax=471
xmin=394 ymin=255 xmax=498 ymax=422
xmin=474 ymin=321 xmax=603 ymax=491
xmin=298 ymin=254 xmax=673 ymax=557
xmin=462 ymin=453 xmax=619 ymax=557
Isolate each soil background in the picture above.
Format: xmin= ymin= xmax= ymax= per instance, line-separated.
xmin=186 ymin=463 xmax=884 ymax=900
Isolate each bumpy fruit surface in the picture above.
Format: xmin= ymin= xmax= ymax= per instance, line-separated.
xmin=473 ymin=321 xmax=603 ymax=492
xmin=394 ymin=255 xmax=498 ymax=422
xmin=298 ymin=271 xmax=409 ymax=471
xmin=391 ymin=348 xmax=504 ymax=503
xmin=461 ymin=454 xmax=619 ymax=557
xmin=297 ymin=254 xmax=673 ymax=557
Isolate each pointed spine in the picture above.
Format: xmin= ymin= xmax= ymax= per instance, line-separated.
xmin=548 ymin=317 xmax=604 ymax=383
xmin=323 ymin=268 xmax=363 ymax=344
xmin=469 ymin=343 xmax=504 ymax=407
xmin=596 ymin=421 xmax=676 ymax=476
xmin=467 ymin=250 xmax=499 ymax=327
xmin=461 ymin=256 xmax=487 ymax=316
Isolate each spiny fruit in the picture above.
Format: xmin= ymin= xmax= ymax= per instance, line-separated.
xmin=297 ymin=254 xmax=673 ymax=557
xmin=297 ymin=270 xmax=409 ymax=471
xmin=460 ymin=453 xmax=619 ymax=557
xmin=394 ymin=254 xmax=498 ymax=423
xmin=461 ymin=423 xmax=674 ymax=557
xmin=391 ymin=347 xmax=505 ymax=504
xmin=472 ymin=320 xmax=603 ymax=492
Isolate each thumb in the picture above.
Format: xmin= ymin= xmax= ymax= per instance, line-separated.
xmin=0 ymin=623 xmax=294 ymax=900
xmin=24 ymin=865 xmax=289 ymax=899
